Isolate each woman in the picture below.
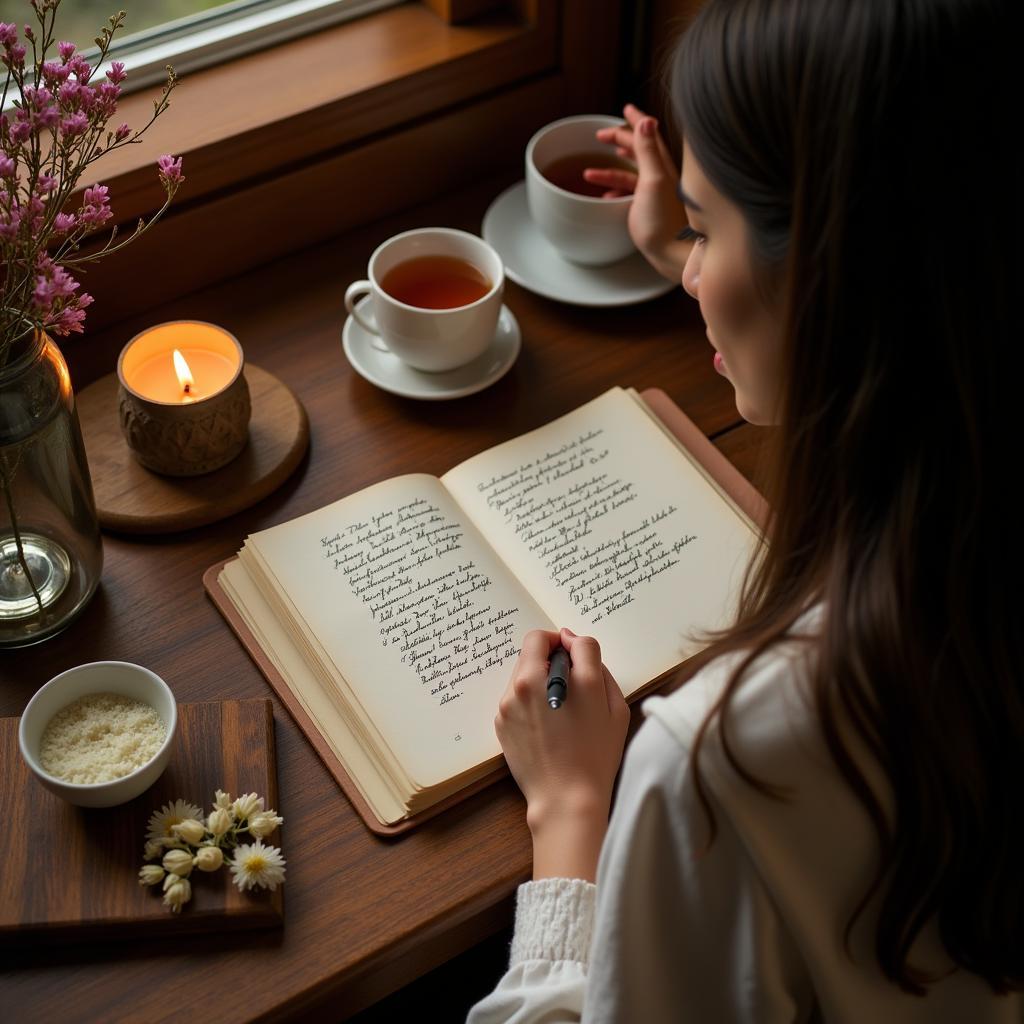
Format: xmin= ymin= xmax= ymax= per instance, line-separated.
xmin=468 ymin=0 xmax=1020 ymax=1020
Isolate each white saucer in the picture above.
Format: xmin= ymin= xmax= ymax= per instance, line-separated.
xmin=342 ymin=298 xmax=521 ymax=400
xmin=481 ymin=181 xmax=676 ymax=307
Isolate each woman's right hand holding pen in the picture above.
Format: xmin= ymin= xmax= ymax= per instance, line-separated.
xmin=585 ymin=103 xmax=693 ymax=283
xmin=495 ymin=627 xmax=629 ymax=883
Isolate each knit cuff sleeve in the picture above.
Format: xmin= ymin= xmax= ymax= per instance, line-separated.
xmin=509 ymin=877 xmax=597 ymax=967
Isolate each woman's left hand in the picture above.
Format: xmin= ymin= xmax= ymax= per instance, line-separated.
xmin=587 ymin=103 xmax=692 ymax=283
xmin=495 ymin=627 xmax=630 ymax=881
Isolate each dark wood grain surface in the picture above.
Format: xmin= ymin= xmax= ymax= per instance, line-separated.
xmin=0 ymin=175 xmax=769 ymax=1022
xmin=0 ymin=700 xmax=282 ymax=943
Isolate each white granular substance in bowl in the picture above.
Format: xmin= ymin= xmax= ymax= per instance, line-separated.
xmin=38 ymin=692 xmax=166 ymax=784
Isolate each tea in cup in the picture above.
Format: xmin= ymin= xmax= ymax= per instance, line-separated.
xmin=344 ymin=228 xmax=504 ymax=372
xmin=525 ymin=114 xmax=637 ymax=266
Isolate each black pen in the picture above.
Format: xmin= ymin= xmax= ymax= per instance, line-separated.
xmin=546 ymin=645 xmax=571 ymax=709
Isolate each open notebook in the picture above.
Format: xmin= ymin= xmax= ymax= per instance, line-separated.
xmin=204 ymin=387 xmax=768 ymax=834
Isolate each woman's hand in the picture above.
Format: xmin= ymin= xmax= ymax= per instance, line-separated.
xmin=585 ymin=103 xmax=693 ymax=283
xmin=495 ymin=627 xmax=630 ymax=881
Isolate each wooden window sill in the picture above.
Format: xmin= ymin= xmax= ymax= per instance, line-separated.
xmin=104 ymin=2 xmax=554 ymax=225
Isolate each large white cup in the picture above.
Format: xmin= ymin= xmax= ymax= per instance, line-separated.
xmin=344 ymin=228 xmax=504 ymax=373
xmin=525 ymin=114 xmax=636 ymax=266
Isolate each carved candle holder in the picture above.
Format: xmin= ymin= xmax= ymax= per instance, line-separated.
xmin=117 ymin=322 xmax=251 ymax=477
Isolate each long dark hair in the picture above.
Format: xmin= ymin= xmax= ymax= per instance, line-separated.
xmin=671 ymin=0 xmax=1020 ymax=995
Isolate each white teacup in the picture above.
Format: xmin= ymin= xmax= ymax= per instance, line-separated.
xmin=525 ymin=114 xmax=636 ymax=267
xmin=344 ymin=228 xmax=504 ymax=373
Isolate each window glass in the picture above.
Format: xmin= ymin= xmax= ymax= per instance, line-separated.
xmin=0 ymin=2 xmax=231 ymax=50
xmin=0 ymin=1 xmax=404 ymax=92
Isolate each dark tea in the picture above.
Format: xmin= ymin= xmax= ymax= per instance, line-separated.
xmin=380 ymin=255 xmax=491 ymax=310
xmin=539 ymin=151 xmax=636 ymax=198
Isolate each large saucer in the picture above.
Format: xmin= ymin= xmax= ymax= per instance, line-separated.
xmin=481 ymin=181 xmax=676 ymax=307
xmin=342 ymin=297 xmax=521 ymax=400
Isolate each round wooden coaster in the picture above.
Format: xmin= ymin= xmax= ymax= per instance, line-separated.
xmin=77 ymin=364 xmax=309 ymax=534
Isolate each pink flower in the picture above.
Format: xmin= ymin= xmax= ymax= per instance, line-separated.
xmin=22 ymin=85 xmax=51 ymax=108
xmin=33 ymin=262 xmax=80 ymax=307
xmin=31 ymin=257 xmax=94 ymax=335
xmin=0 ymin=13 xmax=181 ymax=354
xmin=42 ymin=60 xmax=70 ymax=85
xmin=157 ymin=154 xmax=184 ymax=189
xmin=83 ymin=184 xmax=109 ymax=206
xmin=50 ymin=296 xmax=92 ymax=336
xmin=70 ymin=56 xmax=91 ymax=82
xmin=36 ymin=105 xmax=60 ymax=130
xmin=79 ymin=184 xmax=112 ymax=227
xmin=97 ymin=81 xmax=120 ymax=117
xmin=25 ymin=193 xmax=44 ymax=234
xmin=21 ymin=86 xmax=58 ymax=130
xmin=0 ymin=205 xmax=20 ymax=240
xmin=60 ymin=111 xmax=88 ymax=139
xmin=58 ymin=80 xmax=80 ymax=106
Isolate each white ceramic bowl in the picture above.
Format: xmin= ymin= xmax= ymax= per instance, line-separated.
xmin=18 ymin=661 xmax=178 ymax=808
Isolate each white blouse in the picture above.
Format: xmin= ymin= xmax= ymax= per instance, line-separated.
xmin=467 ymin=607 xmax=1020 ymax=1023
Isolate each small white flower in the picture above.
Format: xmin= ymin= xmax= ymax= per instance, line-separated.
xmin=231 ymin=793 xmax=263 ymax=822
xmin=162 ymin=848 xmax=193 ymax=877
xmin=208 ymin=807 xmax=233 ymax=837
xmin=229 ymin=841 xmax=286 ymax=892
xmin=248 ymin=810 xmax=283 ymax=839
xmin=213 ymin=789 xmax=232 ymax=810
xmin=172 ymin=818 xmax=206 ymax=845
xmin=193 ymin=846 xmax=223 ymax=872
xmin=145 ymin=799 xmax=204 ymax=844
xmin=163 ymin=876 xmax=191 ymax=913
xmin=138 ymin=864 xmax=165 ymax=886
xmin=143 ymin=840 xmax=163 ymax=861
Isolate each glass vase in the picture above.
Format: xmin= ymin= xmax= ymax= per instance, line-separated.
xmin=0 ymin=332 xmax=103 ymax=647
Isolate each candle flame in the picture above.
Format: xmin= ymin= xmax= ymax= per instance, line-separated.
xmin=172 ymin=349 xmax=194 ymax=396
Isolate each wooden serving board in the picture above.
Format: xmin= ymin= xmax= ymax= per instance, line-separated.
xmin=77 ymin=364 xmax=309 ymax=534
xmin=0 ymin=699 xmax=283 ymax=945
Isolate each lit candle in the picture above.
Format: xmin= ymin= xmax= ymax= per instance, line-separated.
xmin=120 ymin=322 xmax=242 ymax=404
xmin=117 ymin=321 xmax=251 ymax=476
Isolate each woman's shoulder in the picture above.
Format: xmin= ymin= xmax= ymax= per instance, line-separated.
xmin=633 ymin=603 xmax=830 ymax=789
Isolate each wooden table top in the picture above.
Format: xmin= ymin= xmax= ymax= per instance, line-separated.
xmin=0 ymin=174 xmax=768 ymax=1022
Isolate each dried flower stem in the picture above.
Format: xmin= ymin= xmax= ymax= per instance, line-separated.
xmin=0 ymin=451 xmax=44 ymax=612
xmin=1 ymin=1 xmax=183 ymax=613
